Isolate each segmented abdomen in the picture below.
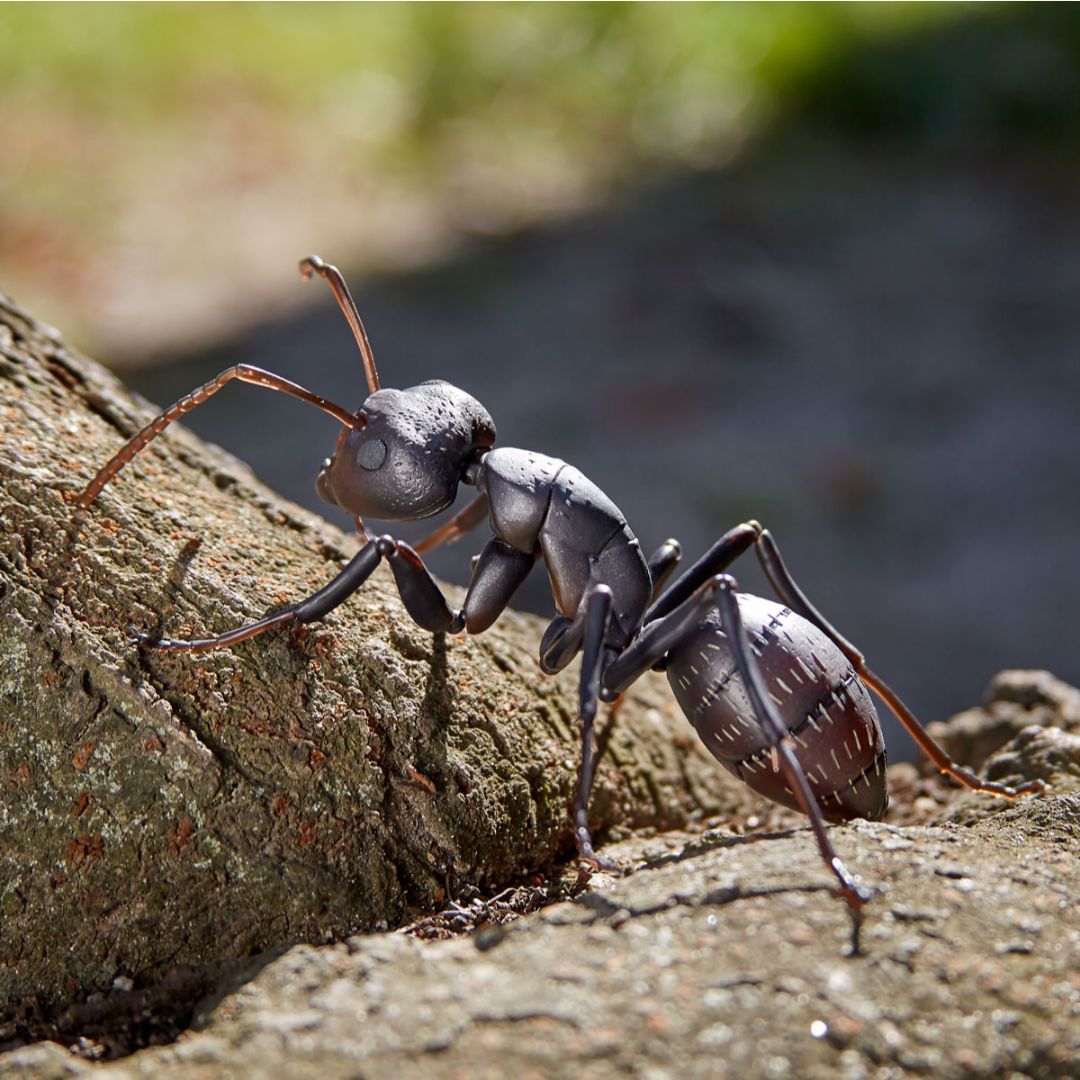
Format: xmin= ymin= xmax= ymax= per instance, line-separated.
xmin=665 ymin=594 xmax=887 ymax=822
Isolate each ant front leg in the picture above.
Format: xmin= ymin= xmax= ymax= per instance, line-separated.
xmin=376 ymin=538 xmax=461 ymax=632
xmin=382 ymin=534 xmax=535 ymax=635
xmin=753 ymin=528 xmax=1046 ymax=801
xmin=133 ymin=533 xmax=466 ymax=651
xmin=133 ymin=540 xmax=384 ymax=651
xmin=138 ymin=530 xmax=536 ymax=654
xmin=413 ymin=494 xmax=490 ymax=555
xmin=130 ymin=531 xmax=468 ymax=648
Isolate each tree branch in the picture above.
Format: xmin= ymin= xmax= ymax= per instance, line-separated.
xmin=0 ymin=293 xmax=741 ymax=1022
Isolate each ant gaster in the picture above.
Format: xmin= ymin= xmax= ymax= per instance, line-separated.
xmin=78 ymin=255 xmax=1044 ymax=950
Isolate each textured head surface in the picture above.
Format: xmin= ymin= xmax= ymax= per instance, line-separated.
xmin=316 ymin=381 xmax=496 ymax=520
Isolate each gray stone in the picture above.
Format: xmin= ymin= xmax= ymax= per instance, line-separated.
xmin=17 ymin=792 xmax=1075 ymax=1079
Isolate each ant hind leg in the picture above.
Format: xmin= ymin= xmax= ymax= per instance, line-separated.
xmin=570 ymin=586 xmax=618 ymax=871
xmin=753 ymin=528 xmax=1044 ymax=800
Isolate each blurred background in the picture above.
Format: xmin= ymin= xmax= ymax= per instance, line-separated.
xmin=3 ymin=4 xmax=1079 ymax=757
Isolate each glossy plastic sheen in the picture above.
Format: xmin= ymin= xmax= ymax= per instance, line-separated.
xmin=665 ymin=594 xmax=888 ymax=822
xmin=477 ymin=447 xmax=651 ymax=649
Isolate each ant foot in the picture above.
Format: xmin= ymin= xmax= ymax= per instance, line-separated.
xmin=575 ymin=827 xmax=621 ymax=876
xmin=578 ymin=851 xmax=621 ymax=876
xmin=968 ymin=775 xmax=1048 ymax=799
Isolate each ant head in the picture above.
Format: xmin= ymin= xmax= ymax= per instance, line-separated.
xmin=301 ymin=257 xmax=493 ymax=520
xmin=316 ymin=380 xmax=495 ymax=521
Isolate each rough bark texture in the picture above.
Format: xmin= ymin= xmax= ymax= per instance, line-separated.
xmin=0 ymin=294 xmax=740 ymax=1032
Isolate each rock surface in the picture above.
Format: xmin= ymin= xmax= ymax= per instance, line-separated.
xmin=7 ymin=792 xmax=1079 ymax=1079
xmin=929 ymin=669 xmax=1080 ymax=772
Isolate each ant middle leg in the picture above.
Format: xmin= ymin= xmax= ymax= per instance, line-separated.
xmin=535 ymin=585 xmax=625 ymax=868
xmin=646 ymin=539 xmax=682 ymax=602
xmin=539 ymin=612 xmax=587 ymax=675
xmin=603 ymin=573 xmax=728 ymax=696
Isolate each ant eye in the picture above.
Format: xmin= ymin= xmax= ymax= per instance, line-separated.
xmin=357 ymin=437 xmax=388 ymax=471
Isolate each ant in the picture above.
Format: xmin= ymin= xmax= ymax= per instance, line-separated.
xmin=78 ymin=255 xmax=1044 ymax=949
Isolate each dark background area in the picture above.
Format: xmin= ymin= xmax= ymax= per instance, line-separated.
xmin=5 ymin=5 xmax=1080 ymax=757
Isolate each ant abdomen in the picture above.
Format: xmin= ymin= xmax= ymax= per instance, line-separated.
xmin=666 ymin=594 xmax=888 ymax=822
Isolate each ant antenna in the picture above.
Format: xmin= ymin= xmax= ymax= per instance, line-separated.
xmin=299 ymin=254 xmax=381 ymax=395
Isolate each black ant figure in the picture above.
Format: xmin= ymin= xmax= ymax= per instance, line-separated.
xmin=79 ymin=255 xmax=1044 ymax=947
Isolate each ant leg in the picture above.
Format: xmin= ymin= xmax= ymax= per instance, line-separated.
xmin=414 ymin=494 xmax=490 ymax=554
xmin=459 ymin=538 xmax=535 ymax=633
xmin=539 ymin=611 xmax=587 ymax=675
xmin=645 ymin=521 xmax=761 ymax=623
xmin=131 ymin=610 xmax=298 ymax=653
xmin=603 ymin=574 xmax=725 ymax=697
xmin=646 ymin=539 xmax=682 ymax=602
xmin=142 ymin=532 xmax=529 ymax=652
xmin=376 ymin=537 xmax=462 ymax=632
xmin=753 ymin=530 xmax=861 ymax=666
xmin=381 ymin=534 xmax=534 ymax=635
xmin=754 ymin=529 xmax=1045 ymax=799
xmin=135 ymin=540 xmax=382 ymax=652
xmin=79 ymin=365 xmax=360 ymax=508
xmin=713 ymin=574 xmax=873 ymax=948
xmin=571 ymin=586 xmax=616 ymax=869
xmin=143 ymin=527 xmax=538 ymax=651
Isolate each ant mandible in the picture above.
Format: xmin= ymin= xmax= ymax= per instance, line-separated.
xmin=78 ymin=255 xmax=1044 ymax=948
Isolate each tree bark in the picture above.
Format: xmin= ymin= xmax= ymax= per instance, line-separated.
xmin=0 ymin=293 xmax=740 ymax=1026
